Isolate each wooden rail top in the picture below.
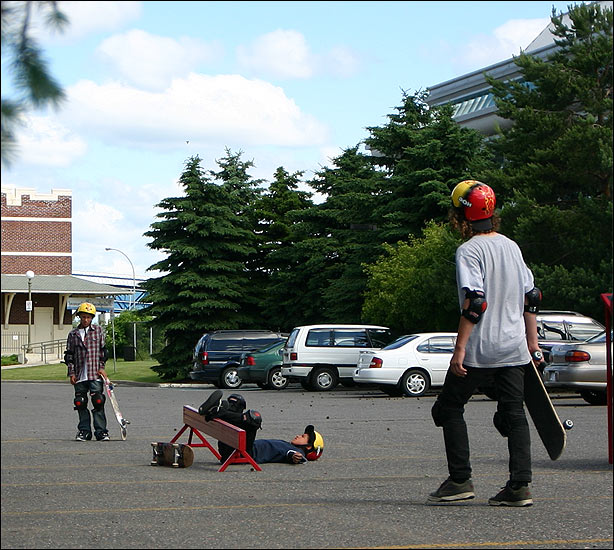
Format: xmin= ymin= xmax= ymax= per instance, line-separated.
xmin=183 ymin=405 xmax=246 ymax=450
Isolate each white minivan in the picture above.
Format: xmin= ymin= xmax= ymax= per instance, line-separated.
xmin=281 ymin=324 xmax=393 ymax=391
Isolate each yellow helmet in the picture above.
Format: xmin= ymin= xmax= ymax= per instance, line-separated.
xmin=76 ymin=302 xmax=96 ymax=316
xmin=451 ymin=179 xmax=481 ymax=208
xmin=305 ymin=425 xmax=324 ymax=461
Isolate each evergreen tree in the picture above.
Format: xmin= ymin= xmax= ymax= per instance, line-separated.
xmin=484 ymin=2 xmax=613 ymax=319
xmin=306 ymin=146 xmax=387 ymax=322
xmin=364 ymin=90 xmax=491 ymax=242
xmin=142 ymin=155 xmax=258 ymax=379
xmin=1 ymin=1 xmax=68 ymax=166
xmin=209 ymin=148 xmax=265 ymax=324
xmin=255 ymin=167 xmax=314 ymax=327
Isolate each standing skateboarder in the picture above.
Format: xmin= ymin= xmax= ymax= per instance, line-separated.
xmin=428 ymin=180 xmax=542 ymax=507
xmin=65 ymin=302 xmax=109 ymax=442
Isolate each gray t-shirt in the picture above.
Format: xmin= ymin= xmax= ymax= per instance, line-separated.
xmin=456 ymin=233 xmax=534 ymax=368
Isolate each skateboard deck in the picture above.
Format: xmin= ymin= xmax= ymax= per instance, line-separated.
xmin=524 ymin=361 xmax=570 ymax=460
xmin=150 ymin=442 xmax=194 ymax=468
xmin=101 ymin=374 xmax=129 ymax=440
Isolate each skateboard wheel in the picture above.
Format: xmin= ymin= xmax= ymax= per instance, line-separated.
xmin=563 ymin=419 xmax=574 ymax=430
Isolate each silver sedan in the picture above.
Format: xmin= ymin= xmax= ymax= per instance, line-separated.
xmin=543 ymin=331 xmax=612 ymax=405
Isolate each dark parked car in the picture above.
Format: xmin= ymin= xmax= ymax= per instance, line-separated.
xmin=236 ymin=339 xmax=288 ymax=390
xmin=189 ymin=330 xmax=287 ymax=389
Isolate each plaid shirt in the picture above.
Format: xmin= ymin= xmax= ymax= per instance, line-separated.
xmin=65 ymin=324 xmax=106 ymax=380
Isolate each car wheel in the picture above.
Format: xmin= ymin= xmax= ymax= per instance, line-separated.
xmin=580 ymin=390 xmax=607 ymax=406
xmin=220 ymin=367 xmax=243 ymax=389
xmin=380 ymin=384 xmax=403 ymax=397
xmin=311 ymin=367 xmax=338 ymax=391
xmin=267 ymin=367 xmax=289 ymax=390
xmin=400 ymin=369 xmax=430 ymax=397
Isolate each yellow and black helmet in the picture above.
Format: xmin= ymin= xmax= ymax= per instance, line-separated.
xmin=304 ymin=425 xmax=324 ymax=461
xmin=76 ymin=302 xmax=96 ymax=316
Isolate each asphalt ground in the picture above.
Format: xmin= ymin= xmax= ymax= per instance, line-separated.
xmin=1 ymin=380 xmax=612 ymax=549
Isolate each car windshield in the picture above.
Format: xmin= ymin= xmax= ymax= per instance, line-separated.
xmin=383 ymin=335 xmax=419 ymax=350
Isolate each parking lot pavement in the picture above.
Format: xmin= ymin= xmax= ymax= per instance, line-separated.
xmin=1 ymin=381 xmax=612 ymax=549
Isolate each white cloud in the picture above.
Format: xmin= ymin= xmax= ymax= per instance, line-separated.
xmin=53 ymin=1 xmax=142 ymax=41
xmin=72 ymin=191 xmax=164 ymax=278
xmin=61 ymin=74 xmax=329 ymax=148
xmin=96 ymin=30 xmax=223 ymax=91
xmin=237 ymin=29 xmax=360 ymax=79
xmin=451 ymin=17 xmax=550 ymax=71
xmin=14 ymin=115 xmax=87 ymax=167
xmin=237 ymin=29 xmax=314 ymax=79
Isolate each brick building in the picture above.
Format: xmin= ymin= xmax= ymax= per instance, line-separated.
xmin=1 ymin=186 xmax=121 ymax=361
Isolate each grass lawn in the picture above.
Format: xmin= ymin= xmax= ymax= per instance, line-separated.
xmin=0 ymin=359 xmax=186 ymax=384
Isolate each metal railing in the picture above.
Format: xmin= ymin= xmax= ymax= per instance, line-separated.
xmin=20 ymin=339 xmax=65 ymax=364
xmin=2 ymin=332 xmax=27 ymax=354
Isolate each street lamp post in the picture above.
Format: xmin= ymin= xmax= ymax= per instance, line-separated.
xmin=105 ymin=247 xmax=136 ymax=310
xmin=25 ymin=270 xmax=34 ymax=353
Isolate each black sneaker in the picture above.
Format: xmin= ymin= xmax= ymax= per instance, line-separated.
xmin=96 ymin=431 xmax=110 ymax=441
xmin=198 ymin=390 xmax=223 ymax=420
xmin=76 ymin=430 xmax=91 ymax=442
xmin=428 ymin=478 xmax=475 ymax=502
xmin=488 ymin=482 xmax=533 ymax=507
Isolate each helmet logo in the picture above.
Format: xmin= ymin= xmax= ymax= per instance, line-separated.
xmin=459 ymin=196 xmax=472 ymax=208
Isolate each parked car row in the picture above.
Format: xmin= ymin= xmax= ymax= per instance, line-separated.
xmin=543 ymin=330 xmax=611 ymax=405
xmin=188 ymin=311 xmax=610 ymax=405
xmin=189 ymin=330 xmax=287 ymax=389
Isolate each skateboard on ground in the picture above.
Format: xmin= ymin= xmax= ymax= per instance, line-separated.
xmin=101 ymin=373 xmax=130 ymax=440
xmin=150 ymin=442 xmax=195 ymax=468
xmin=524 ymin=360 xmax=573 ymax=460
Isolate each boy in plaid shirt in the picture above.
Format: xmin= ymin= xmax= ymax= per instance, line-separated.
xmin=65 ymin=303 xmax=109 ymax=441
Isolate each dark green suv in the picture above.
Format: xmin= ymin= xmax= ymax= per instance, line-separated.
xmin=236 ymin=339 xmax=288 ymax=390
xmin=190 ymin=330 xmax=287 ymax=389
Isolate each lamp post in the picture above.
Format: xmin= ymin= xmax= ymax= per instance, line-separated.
xmin=25 ymin=270 xmax=34 ymax=353
xmin=105 ymin=247 xmax=136 ymax=310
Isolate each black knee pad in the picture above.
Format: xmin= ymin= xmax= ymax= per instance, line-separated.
xmin=74 ymin=394 xmax=88 ymax=411
xmin=494 ymin=404 xmax=526 ymax=437
xmin=227 ymin=394 xmax=246 ymax=413
xmin=243 ymin=409 xmax=262 ymax=430
xmin=431 ymin=399 xmax=463 ymax=427
xmin=90 ymin=392 xmax=105 ymax=411
xmin=493 ymin=411 xmax=511 ymax=437
xmin=431 ymin=400 xmax=446 ymax=427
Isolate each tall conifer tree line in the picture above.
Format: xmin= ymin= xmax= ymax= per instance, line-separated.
xmin=143 ymin=4 xmax=612 ymax=379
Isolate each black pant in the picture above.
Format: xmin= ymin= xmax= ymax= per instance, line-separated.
xmin=214 ymin=410 xmax=258 ymax=463
xmin=432 ymin=364 xmax=531 ymax=484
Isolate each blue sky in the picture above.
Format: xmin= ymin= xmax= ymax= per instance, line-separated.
xmin=1 ymin=0 xmax=574 ymax=279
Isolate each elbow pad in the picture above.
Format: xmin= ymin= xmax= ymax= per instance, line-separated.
xmin=524 ymin=287 xmax=542 ymax=314
xmin=461 ymin=289 xmax=487 ymax=324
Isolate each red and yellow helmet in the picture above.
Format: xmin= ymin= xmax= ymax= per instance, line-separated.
xmin=451 ymin=180 xmax=496 ymax=221
xmin=304 ymin=425 xmax=324 ymax=461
